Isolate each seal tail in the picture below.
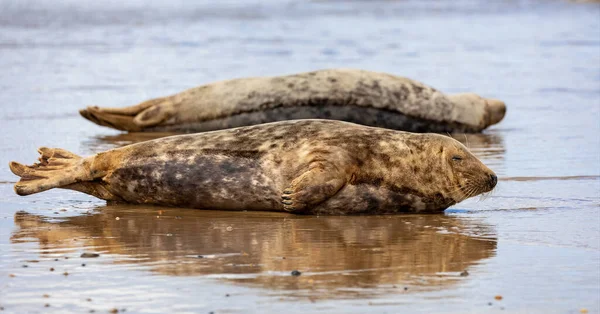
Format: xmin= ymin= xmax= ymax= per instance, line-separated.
xmin=9 ymin=147 xmax=94 ymax=196
xmin=79 ymin=97 xmax=172 ymax=132
xmin=79 ymin=106 xmax=141 ymax=132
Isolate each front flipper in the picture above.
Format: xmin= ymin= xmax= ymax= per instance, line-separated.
xmin=281 ymin=160 xmax=353 ymax=213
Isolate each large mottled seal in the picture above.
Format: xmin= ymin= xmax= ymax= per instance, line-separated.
xmin=80 ymin=69 xmax=506 ymax=133
xmin=9 ymin=120 xmax=497 ymax=214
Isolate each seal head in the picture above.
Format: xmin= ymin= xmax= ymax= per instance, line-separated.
xmin=432 ymin=135 xmax=498 ymax=204
xmin=446 ymin=93 xmax=507 ymax=131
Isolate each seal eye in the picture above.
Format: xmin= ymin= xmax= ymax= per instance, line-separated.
xmin=452 ymin=156 xmax=463 ymax=161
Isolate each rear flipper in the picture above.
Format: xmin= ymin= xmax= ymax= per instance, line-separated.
xmin=79 ymin=97 xmax=174 ymax=132
xmin=9 ymin=147 xmax=95 ymax=196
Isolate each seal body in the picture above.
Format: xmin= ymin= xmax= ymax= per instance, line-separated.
xmin=80 ymin=69 xmax=506 ymax=133
xmin=9 ymin=120 xmax=497 ymax=214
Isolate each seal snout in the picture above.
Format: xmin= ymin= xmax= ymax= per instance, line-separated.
xmin=488 ymin=173 xmax=498 ymax=189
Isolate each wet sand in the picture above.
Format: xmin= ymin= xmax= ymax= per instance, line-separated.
xmin=0 ymin=0 xmax=599 ymax=313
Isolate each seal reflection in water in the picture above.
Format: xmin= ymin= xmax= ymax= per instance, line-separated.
xmin=9 ymin=120 xmax=497 ymax=214
xmin=79 ymin=68 xmax=506 ymax=133
xmin=12 ymin=208 xmax=497 ymax=298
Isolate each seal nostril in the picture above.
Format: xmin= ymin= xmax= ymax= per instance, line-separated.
xmin=489 ymin=174 xmax=498 ymax=187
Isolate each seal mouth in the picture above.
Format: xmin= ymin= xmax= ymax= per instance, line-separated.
xmin=456 ymin=172 xmax=497 ymax=201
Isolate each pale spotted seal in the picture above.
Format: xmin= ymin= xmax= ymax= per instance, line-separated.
xmin=79 ymin=69 xmax=506 ymax=133
xmin=9 ymin=120 xmax=497 ymax=214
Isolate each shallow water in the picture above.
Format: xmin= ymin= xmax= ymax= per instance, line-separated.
xmin=0 ymin=0 xmax=599 ymax=313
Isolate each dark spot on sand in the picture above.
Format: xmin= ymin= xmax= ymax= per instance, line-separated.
xmin=291 ymin=270 xmax=302 ymax=276
xmin=80 ymin=253 xmax=100 ymax=258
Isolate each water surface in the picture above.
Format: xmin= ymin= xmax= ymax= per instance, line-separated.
xmin=0 ymin=0 xmax=599 ymax=313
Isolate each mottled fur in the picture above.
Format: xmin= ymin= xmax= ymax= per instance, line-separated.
xmin=80 ymin=69 xmax=506 ymax=133
xmin=9 ymin=120 xmax=497 ymax=214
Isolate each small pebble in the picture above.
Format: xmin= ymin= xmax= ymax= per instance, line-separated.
xmin=109 ymin=308 xmax=118 ymax=313
xmin=392 ymin=285 xmax=397 ymax=288
xmin=404 ymin=287 xmax=408 ymax=291
xmin=44 ymin=304 xmax=50 ymax=308
xmin=50 ymin=268 xmax=54 ymax=272
xmin=9 ymin=274 xmax=15 ymax=278
xmin=54 ymin=259 xmax=59 ymax=261
xmin=460 ymin=270 xmax=469 ymax=277
xmin=82 ymin=264 xmax=86 ymax=267
xmin=495 ymin=295 xmax=503 ymax=301
xmin=22 ymin=265 xmax=28 ymax=268
xmin=197 ymin=255 xmax=204 ymax=259
xmin=89 ymin=310 xmax=95 ymax=313
xmin=81 ymin=253 xmax=100 ymax=258
xmin=226 ymin=226 xmax=233 ymax=231
xmin=115 ymin=217 xmax=120 ymax=220
xmin=225 ymin=294 xmax=230 ymax=297
xmin=43 ymin=294 xmax=50 ymax=298
xmin=86 ymin=298 xmax=92 ymax=302
xmin=488 ymin=302 xmax=493 ymax=306
xmin=291 ymin=270 xmax=302 ymax=276
xmin=63 ymin=272 xmax=69 ymax=276
xmin=581 ymin=309 xmax=588 ymax=314
xmin=65 ymin=257 xmax=69 ymax=260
